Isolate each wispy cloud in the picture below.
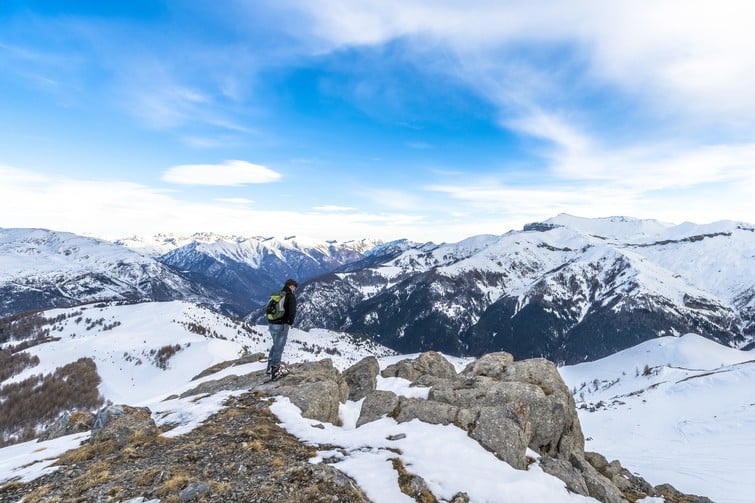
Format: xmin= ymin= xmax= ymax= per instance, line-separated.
xmin=312 ymin=205 xmax=356 ymax=212
xmin=0 ymin=166 xmax=428 ymax=241
xmin=425 ymin=137 xmax=755 ymax=227
xmin=215 ymin=197 xmax=254 ymax=205
xmin=289 ymin=1 xmax=755 ymax=124
xmin=161 ymin=160 xmax=282 ymax=186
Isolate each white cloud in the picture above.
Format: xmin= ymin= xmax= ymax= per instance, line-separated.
xmin=0 ymin=166 xmax=426 ymax=241
xmin=312 ymin=205 xmax=356 ymax=212
xmin=162 ymin=160 xmax=282 ymax=186
xmin=361 ymin=188 xmax=426 ymax=211
xmin=289 ymin=0 xmax=755 ymax=130
xmin=425 ymin=138 xmax=755 ymax=230
xmin=215 ymin=197 xmax=254 ymax=205
xmin=1 ymin=163 xmax=752 ymax=244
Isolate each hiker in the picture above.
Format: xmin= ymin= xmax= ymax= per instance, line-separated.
xmin=266 ymin=278 xmax=297 ymax=380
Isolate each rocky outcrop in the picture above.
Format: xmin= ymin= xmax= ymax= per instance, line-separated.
xmin=342 ymin=355 xmax=379 ymax=400
xmin=381 ymin=350 xmax=457 ymax=382
xmin=359 ymin=352 xmax=702 ymax=503
xmin=38 ymin=410 xmax=95 ymax=442
xmin=270 ymin=359 xmax=349 ymax=425
xmin=12 ymin=352 xmax=711 ymax=503
xmin=91 ymin=404 xmax=158 ymax=447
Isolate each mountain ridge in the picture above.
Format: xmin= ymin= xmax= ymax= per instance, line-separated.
xmin=2 ymin=214 xmax=753 ymax=364
xmin=297 ymin=215 xmax=755 ymax=363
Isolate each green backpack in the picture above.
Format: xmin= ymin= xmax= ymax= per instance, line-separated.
xmin=265 ymin=290 xmax=287 ymax=321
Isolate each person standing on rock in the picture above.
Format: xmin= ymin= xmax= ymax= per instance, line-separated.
xmin=266 ymin=278 xmax=297 ymax=380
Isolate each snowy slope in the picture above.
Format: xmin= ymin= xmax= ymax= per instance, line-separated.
xmin=560 ymin=334 xmax=755 ymax=503
xmin=0 ymin=301 xmax=394 ymax=406
xmin=0 ymin=228 xmax=158 ymax=281
xmin=544 ymin=214 xmax=675 ymax=242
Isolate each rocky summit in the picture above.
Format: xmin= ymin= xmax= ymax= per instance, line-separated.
xmin=0 ymin=352 xmax=713 ymax=503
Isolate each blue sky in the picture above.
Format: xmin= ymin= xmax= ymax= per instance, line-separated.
xmin=1 ymin=1 xmax=754 ymax=242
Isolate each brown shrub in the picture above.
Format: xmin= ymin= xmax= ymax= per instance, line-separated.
xmin=0 ymin=350 xmax=40 ymax=381
xmin=0 ymin=357 xmax=104 ymax=447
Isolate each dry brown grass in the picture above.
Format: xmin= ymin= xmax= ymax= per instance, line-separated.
xmin=224 ymin=406 xmax=245 ymax=417
xmin=212 ymin=481 xmax=231 ymax=493
xmin=157 ymin=471 xmax=191 ymax=496
xmin=0 ymin=479 xmax=24 ymax=492
xmin=134 ymin=466 xmax=161 ymax=486
xmin=390 ymin=457 xmax=438 ymax=503
xmin=21 ymin=483 xmax=55 ymax=503
xmin=76 ymin=460 xmax=111 ymax=491
xmin=57 ymin=439 xmax=117 ymax=464
xmin=119 ymin=446 xmax=139 ymax=460
xmin=243 ymin=439 xmax=264 ymax=452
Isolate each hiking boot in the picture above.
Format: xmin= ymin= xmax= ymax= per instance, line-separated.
xmin=270 ymin=363 xmax=289 ymax=381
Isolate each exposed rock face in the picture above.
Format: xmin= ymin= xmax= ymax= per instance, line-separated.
xmin=359 ymin=352 xmax=700 ymax=503
xmin=38 ymin=410 xmax=95 ymax=442
xmin=91 ymin=404 xmax=158 ymax=447
xmin=342 ymin=356 xmax=379 ymax=400
xmin=271 ymin=359 xmax=349 ymax=425
xmin=376 ymin=351 xmax=584 ymax=468
xmin=381 ymin=350 xmax=457 ymax=381
xmin=356 ymin=390 xmax=400 ymax=427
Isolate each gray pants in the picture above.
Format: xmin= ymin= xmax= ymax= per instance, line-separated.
xmin=267 ymin=323 xmax=290 ymax=368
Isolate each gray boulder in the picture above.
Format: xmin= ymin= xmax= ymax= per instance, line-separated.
xmin=585 ymin=452 xmax=656 ymax=498
xmin=357 ymin=390 xmax=400 ymax=427
xmin=570 ymin=453 xmax=627 ymax=503
xmin=271 ymin=359 xmax=349 ymax=425
xmin=90 ymin=404 xmax=158 ymax=447
xmin=392 ymin=397 xmax=458 ymax=426
xmin=381 ymin=351 xmax=456 ymax=381
xmin=179 ymin=481 xmax=211 ymax=501
xmin=372 ymin=351 xmax=616 ymax=501
xmin=342 ymin=356 xmax=379 ymax=401
xmin=38 ymin=410 xmax=95 ymax=442
xmin=460 ymin=352 xmax=514 ymax=379
xmin=654 ymin=484 xmax=715 ymax=503
xmin=539 ymin=456 xmax=590 ymax=496
xmin=468 ymin=405 xmax=529 ymax=469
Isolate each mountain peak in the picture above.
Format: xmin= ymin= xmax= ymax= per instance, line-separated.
xmin=542 ymin=214 xmax=674 ymax=242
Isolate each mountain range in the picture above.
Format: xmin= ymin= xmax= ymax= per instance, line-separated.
xmin=296 ymin=214 xmax=755 ymax=363
xmin=0 ymin=228 xmax=380 ymax=319
xmin=1 ymin=214 xmax=753 ymax=365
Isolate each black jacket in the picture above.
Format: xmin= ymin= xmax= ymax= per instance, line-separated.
xmin=269 ymin=287 xmax=296 ymax=325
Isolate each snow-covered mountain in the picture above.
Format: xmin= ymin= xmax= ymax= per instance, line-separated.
xmin=4 ymin=215 xmax=753 ymax=365
xmin=0 ymin=228 xmax=382 ymax=319
xmin=297 ymin=214 xmax=755 ymax=363
xmin=1 ymin=302 xmax=750 ymax=502
xmin=0 ymin=228 xmax=220 ymax=317
xmin=120 ymin=232 xmax=383 ymax=315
